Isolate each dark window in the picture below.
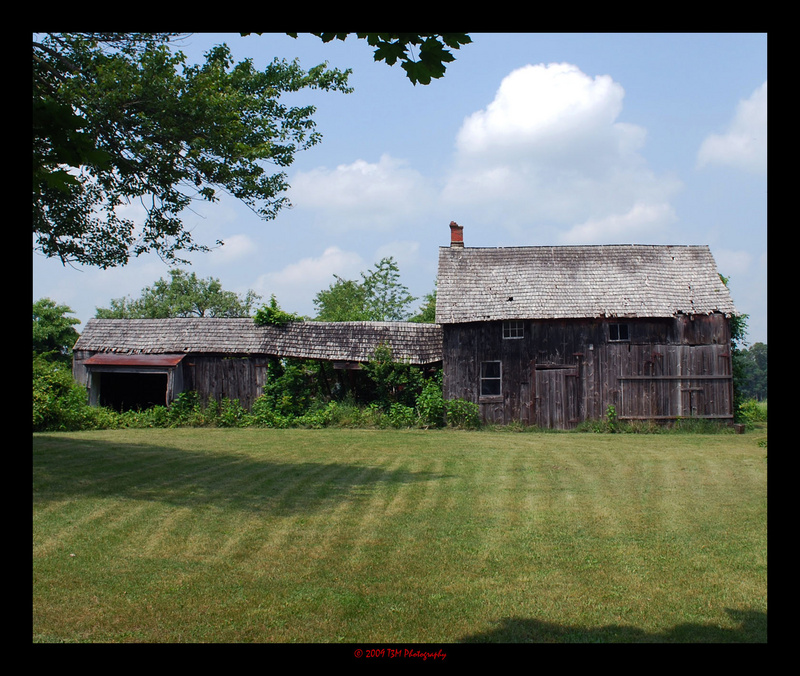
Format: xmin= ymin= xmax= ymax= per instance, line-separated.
xmin=480 ymin=361 xmax=502 ymax=396
xmin=609 ymin=323 xmax=630 ymax=341
xmin=503 ymin=321 xmax=524 ymax=339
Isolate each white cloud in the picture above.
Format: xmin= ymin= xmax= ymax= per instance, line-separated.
xmin=712 ymin=248 xmax=753 ymax=278
xmin=697 ymin=81 xmax=767 ymax=174
xmin=560 ymin=202 xmax=677 ymax=244
xmin=456 ymin=63 xmax=632 ymax=160
xmin=374 ymin=240 xmax=420 ymax=269
xmin=443 ymin=63 xmax=679 ymax=233
xmin=288 ymin=154 xmax=434 ymax=230
xmin=253 ymin=246 xmax=365 ymax=315
xmin=209 ymin=234 xmax=258 ymax=263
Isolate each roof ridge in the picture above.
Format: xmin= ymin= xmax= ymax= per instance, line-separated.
xmin=436 ymin=242 xmax=735 ymax=323
xmin=439 ymin=243 xmax=709 ymax=251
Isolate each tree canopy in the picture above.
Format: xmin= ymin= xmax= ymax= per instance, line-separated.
xmin=409 ymin=290 xmax=437 ymax=323
xmin=33 ymin=33 xmax=352 ymax=269
xmin=313 ymin=257 xmax=417 ymax=322
xmin=736 ymin=342 xmax=767 ymax=401
xmin=95 ymin=269 xmax=261 ymax=318
xmin=33 ymin=298 xmax=81 ymax=362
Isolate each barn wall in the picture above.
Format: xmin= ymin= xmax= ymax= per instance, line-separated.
xmin=182 ymin=355 xmax=268 ymax=410
xmin=72 ymin=350 xmax=93 ymax=387
xmin=442 ymin=315 xmax=733 ymax=428
xmin=73 ymin=351 xmax=269 ymax=411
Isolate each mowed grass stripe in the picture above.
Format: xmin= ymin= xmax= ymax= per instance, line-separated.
xmin=33 ymin=428 xmax=767 ymax=643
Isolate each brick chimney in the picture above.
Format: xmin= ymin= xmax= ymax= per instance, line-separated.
xmin=449 ymin=221 xmax=464 ymax=247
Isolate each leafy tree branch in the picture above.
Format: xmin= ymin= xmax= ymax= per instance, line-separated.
xmin=33 ymin=33 xmax=352 ymax=269
xmin=283 ymin=33 xmax=472 ymax=85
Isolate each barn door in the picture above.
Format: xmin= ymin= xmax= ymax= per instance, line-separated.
xmin=534 ymin=365 xmax=579 ymax=429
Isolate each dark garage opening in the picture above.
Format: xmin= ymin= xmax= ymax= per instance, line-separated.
xmin=98 ymin=372 xmax=168 ymax=411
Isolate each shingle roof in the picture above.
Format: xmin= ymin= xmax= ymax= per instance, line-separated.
xmin=74 ymin=319 xmax=442 ymax=364
xmin=436 ymin=244 xmax=737 ymax=324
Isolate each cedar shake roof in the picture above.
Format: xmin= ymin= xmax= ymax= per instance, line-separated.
xmin=74 ymin=319 xmax=443 ymax=364
xmin=436 ymin=244 xmax=737 ymax=324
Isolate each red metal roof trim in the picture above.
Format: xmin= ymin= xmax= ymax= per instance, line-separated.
xmin=83 ymin=353 xmax=185 ymax=367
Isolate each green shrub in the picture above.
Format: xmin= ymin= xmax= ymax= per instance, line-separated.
xmin=217 ymin=398 xmax=248 ymax=427
xmin=415 ymin=376 xmax=446 ymax=428
xmin=363 ymin=402 xmax=388 ymax=428
xmin=312 ymin=400 xmax=376 ymax=428
xmin=113 ymin=405 xmax=167 ymax=428
xmin=387 ymin=402 xmax=417 ymax=428
xmin=364 ymin=344 xmax=425 ymax=409
xmin=250 ymin=395 xmax=294 ymax=428
xmin=738 ymin=398 xmax=767 ymax=429
xmin=253 ymin=295 xmax=302 ymax=327
xmin=445 ymin=398 xmax=481 ymax=429
xmin=259 ymin=359 xmax=321 ymax=418
xmin=295 ymin=401 xmax=336 ymax=428
xmin=578 ymin=405 xmax=624 ymax=433
xmin=33 ymin=355 xmax=95 ymax=431
xmin=605 ymin=404 xmax=619 ymax=432
xmin=164 ymin=391 xmax=206 ymax=427
xmin=85 ymin=405 xmax=120 ymax=430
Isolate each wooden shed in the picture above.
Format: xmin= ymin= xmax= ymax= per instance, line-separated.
xmin=436 ymin=222 xmax=738 ymax=428
xmin=73 ymin=319 xmax=442 ymax=411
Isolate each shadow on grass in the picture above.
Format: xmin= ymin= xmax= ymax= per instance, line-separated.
xmin=460 ymin=608 xmax=767 ymax=643
xmin=32 ymin=435 xmax=449 ymax=516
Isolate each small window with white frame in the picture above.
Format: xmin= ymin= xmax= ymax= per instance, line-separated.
xmin=609 ymin=322 xmax=630 ymax=341
xmin=503 ymin=320 xmax=524 ymax=339
xmin=480 ymin=361 xmax=502 ymax=396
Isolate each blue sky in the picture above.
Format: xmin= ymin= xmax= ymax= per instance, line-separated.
xmin=32 ymin=33 xmax=768 ymax=343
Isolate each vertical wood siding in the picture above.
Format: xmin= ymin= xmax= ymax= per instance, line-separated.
xmin=183 ymin=356 xmax=268 ymax=410
xmin=442 ymin=315 xmax=732 ymax=429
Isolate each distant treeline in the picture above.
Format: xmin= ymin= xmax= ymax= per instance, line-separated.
xmin=735 ymin=342 xmax=767 ymax=401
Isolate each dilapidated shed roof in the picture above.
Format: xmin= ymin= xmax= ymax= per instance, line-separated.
xmin=436 ymin=244 xmax=737 ymax=324
xmin=74 ymin=318 xmax=442 ymax=365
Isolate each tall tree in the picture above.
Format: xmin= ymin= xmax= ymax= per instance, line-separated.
xmin=313 ymin=257 xmax=416 ymax=322
xmin=362 ymin=257 xmax=417 ymax=322
xmin=313 ymin=276 xmax=370 ymax=322
xmin=33 ymin=33 xmax=352 ymax=269
xmin=33 ymin=298 xmax=81 ymax=363
xmin=95 ymin=269 xmax=261 ymax=318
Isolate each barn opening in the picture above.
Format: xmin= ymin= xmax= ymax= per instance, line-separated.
xmin=96 ymin=371 xmax=168 ymax=411
xmin=82 ymin=353 xmax=185 ymax=412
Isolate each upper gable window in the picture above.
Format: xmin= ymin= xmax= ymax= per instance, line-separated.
xmin=609 ymin=323 xmax=630 ymax=342
xmin=503 ymin=321 xmax=524 ymax=339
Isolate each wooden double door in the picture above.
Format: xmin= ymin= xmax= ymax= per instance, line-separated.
xmin=533 ymin=364 xmax=580 ymax=429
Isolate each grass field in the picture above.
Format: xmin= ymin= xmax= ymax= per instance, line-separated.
xmin=33 ymin=427 xmax=767 ymax=643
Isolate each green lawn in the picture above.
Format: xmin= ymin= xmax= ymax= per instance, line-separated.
xmin=33 ymin=428 xmax=767 ymax=643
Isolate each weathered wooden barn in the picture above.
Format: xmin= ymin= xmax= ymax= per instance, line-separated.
xmin=72 ymin=319 xmax=442 ymax=411
xmin=435 ymin=222 xmax=738 ymax=428
xmin=71 ymin=222 xmax=739 ymax=428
